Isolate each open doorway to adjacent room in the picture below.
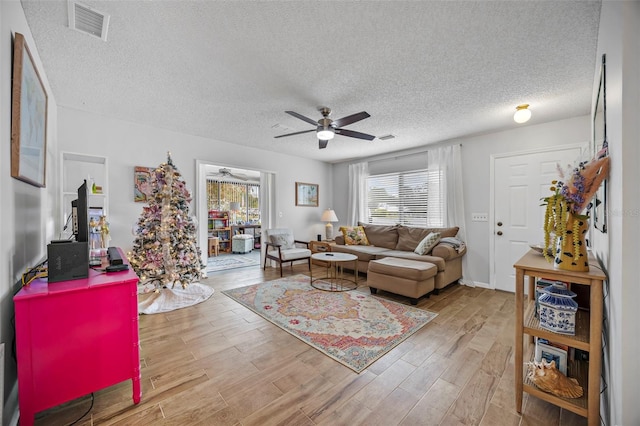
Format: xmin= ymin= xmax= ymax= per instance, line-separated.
xmin=198 ymin=164 xmax=262 ymax=273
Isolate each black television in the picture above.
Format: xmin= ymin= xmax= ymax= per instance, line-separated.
xmin=72 ymin=180 xmax=89 ymax=243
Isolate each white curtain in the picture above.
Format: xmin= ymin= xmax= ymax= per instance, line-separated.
xmin=347 ymin=162 xmax=369 ymax=225
xmin=259 ymin=172 xmax=276 ymax=266
xmin=427 ymin=145 xmax=475 ymax=287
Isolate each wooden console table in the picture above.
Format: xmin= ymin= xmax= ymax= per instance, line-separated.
xmin=14 ymin=249 xmax=141 ymax=425
xmin=514 ymin=250 xmax=604 ymax=425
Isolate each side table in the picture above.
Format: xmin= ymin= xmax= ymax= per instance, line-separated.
xmin=310 ymin=252 xmax=358 ymax=292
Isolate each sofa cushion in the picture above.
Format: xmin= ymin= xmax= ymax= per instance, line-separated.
xmin=395 ymin=226 xmax=459 ymax=251
xmin=376 ymin=250 xmax=446 ymax=271
xmin=357 ymin=222 xmax=399 ymax=249
xmin=368 ymin=257 xmax=437 ymax=281
xmin=339 ymin=226 xmax=370 ymax=245
xmin=331 ymin=244 xmax=389 ymax=262
xmin=414 ymin=232 xmax=441 ymax=255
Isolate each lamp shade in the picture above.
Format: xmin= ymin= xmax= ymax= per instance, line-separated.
xmin=514 ymin=104 xmax=531 ymax=124
xmin=321 ymin=209 xmax=339 ymax=222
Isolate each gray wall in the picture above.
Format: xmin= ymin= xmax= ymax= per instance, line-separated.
xmin=591 ymin=2 xmax=640 ymax=425
xmin=332 ymin=115 xmax=591 ymax=286
xmin=1 ymin=2 xmax=59 ymax=423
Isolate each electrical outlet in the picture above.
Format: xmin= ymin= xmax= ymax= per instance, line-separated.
xmin=471 ymin=213 xmax=488 ymax=222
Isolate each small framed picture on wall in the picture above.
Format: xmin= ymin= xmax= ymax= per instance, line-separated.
xmin=295 ymin=182 xmax=318 ymax=207
xmin=134 ymin=166 xmax=152 ymax=202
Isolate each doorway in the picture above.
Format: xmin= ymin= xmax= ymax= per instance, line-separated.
xmin=195 ymin=162 xmax=263 ymax=271
xmin=490 ymin=145 xmax=585 ymax=292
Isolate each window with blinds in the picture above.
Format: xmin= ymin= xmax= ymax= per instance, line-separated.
xmin=366 ymin=169 xmax=444 ymax=227
xmin=207 ymin=180 xmax=260 ymax=223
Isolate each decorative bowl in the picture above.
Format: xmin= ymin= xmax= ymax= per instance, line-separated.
xmin=529 ymin=244 xmax=553 ymax=256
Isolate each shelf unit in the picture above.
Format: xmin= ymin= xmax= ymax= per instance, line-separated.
xmin=60 ymin=152 xmax=108 ymax=240
xmin=514 ymin=250 xmax=605 ymax=426
xmin=208 ymin=211 xmax=231 ymax=253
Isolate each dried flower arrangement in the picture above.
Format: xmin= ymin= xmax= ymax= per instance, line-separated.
xmin=541 ymin=155 xmax=609 ymax=262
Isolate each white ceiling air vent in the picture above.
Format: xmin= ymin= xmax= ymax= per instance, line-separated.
xmin=378 ymin=134 xmax=395 ymax=141
xmin=68 ymin=0 xmax=110 ymax=41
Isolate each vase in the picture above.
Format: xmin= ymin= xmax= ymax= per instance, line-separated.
xmin=554 ymin=213 xmax=589 ymax=272
xmin=538 ymin=282 xmax=579 ymax=335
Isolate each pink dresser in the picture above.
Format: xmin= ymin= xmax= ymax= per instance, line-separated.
xmin=14 ymin=249 xmax=141 ymax=425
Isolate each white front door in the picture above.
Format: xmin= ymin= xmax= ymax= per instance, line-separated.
xmin=491 ymin=146 xmax=584 ymax=292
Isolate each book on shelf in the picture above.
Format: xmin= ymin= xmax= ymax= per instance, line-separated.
xmin=535 ymin=337 xmax=568 ymax=375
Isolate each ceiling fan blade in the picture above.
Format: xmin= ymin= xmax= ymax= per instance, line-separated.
xmin=285 ymin=111 xmax=319 ymax=126
xmin=334 ymin=128 xmax=376 ymax=141
xmin=231 ymin=173 xmax=249 ymax=181
xmin=318 ymin=139 xmax=329 ymax=149
xmin=274 ymin=129 xmax=316 ymax=139
xmin=332 ymin=111 xmax=370 ymax=128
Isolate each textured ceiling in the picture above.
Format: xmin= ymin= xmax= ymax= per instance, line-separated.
xmin=21 ymin=0 xmax=601 ymax=163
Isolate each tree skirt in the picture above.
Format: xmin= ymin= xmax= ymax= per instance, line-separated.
xmin=138 ymin=283 xmax=214 ymax=314
xmin=222 ymin=275 xmax=437 ymax=373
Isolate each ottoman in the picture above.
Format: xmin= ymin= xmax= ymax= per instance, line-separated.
xmin=367 ymin=257 xmax=437 ymax=305
xmin=232 ymin=234 xmax=254 ymax=254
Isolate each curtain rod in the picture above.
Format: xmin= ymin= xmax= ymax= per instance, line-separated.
xmin=361 ymin=143 xmax=463 ymax=165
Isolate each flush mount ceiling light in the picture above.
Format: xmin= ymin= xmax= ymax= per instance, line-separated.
xmin=514 ymin=104 xmax=532 ymax=124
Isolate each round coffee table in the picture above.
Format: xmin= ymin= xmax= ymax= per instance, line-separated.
xmin=310 ymin=252 xmax=358 ymax=292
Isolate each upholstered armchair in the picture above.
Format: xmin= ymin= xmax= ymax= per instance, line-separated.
xmin=264 ymin=228 xmax=311 ymax=276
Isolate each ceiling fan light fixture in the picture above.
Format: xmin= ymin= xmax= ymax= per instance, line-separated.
xmin=514 ymin=104 xmax=531 ymax=124
xmin=317 ymin=127 xmax=335 ymax=140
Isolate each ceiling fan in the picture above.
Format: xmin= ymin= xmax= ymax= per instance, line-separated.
xmin=275 ymin=107 xmax=375 ymax=149
xmin=209 ymin=168 xmax=249 ymax=181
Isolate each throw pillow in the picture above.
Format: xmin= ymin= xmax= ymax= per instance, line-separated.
xmin=270 ymin=233 xmax=294 ymax=249
xmin=339 ymin=226 xmax=370 ymax=246
xmin=414 ymin=232 xmax=441 ymax=255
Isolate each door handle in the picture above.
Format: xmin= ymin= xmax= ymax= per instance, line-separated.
xmin=497 ymin=231 xmax=503 ymax=236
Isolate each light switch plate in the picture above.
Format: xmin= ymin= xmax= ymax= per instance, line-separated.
xmin=471 ymin=213 xmax=488 ymax=222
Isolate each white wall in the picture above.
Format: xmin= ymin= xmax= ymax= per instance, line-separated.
xmin=1 ymin=1 xmax=58 ymax=423
xmin=591 ymin=2 xmax=640 ymax=425
xmin=332 ymin=115 xmax=591 ymax=286
xmin=56 ymin=107 xmax=332 ymax=257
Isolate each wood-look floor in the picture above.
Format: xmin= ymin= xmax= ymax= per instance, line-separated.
xmin=33 ymin=261 xmax=587 ymax=426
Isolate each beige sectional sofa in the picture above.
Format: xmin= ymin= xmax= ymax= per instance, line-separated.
xmin=331 ymin=223 xmax=466 ymax=293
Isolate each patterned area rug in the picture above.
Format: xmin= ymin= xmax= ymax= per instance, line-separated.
xmin=222 ymin=275 xmax=437 ymax=373
xmin=207 ymin=255 xmax=260 ymax=273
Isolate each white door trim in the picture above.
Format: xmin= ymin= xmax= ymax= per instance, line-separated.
xmin=488 ymin=143 xmax=587 ymax=290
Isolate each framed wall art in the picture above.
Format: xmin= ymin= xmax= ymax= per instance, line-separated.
xmin=295 ymin=182 xmax=318 ymax=207
xmin=134 ymin=166 xmax=152 ymax=202
xmin=11 ymin=32 xmax=48 ymax=188
xmin=592 ymin=54 xmax=608 ymax=233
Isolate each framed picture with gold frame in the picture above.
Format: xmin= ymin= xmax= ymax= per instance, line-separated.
xmin=11 ymin=33 xmax=48 ymax=188
xmin=295 ymin=182 xmax=318 ymax=207
xmin=134 ymin=166 xmax=152 ymax=202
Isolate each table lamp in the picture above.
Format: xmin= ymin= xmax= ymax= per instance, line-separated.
xmin=230 ymin=202 xmax=240 ymax=224
xmin=321 ymin=209 xmax=339 ymax=240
